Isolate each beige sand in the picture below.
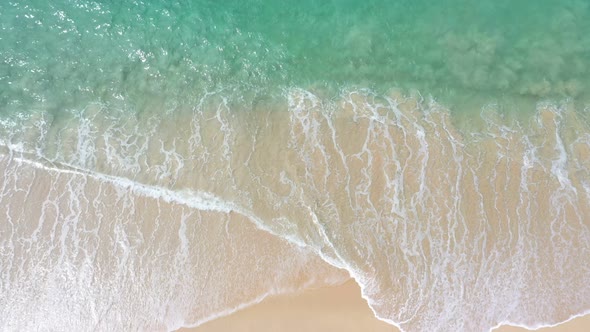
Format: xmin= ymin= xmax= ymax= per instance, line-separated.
xmin=180 ymin=281 xmax=396 ymax=332
xmin=182 ymin=280 xmax=590 ymax=332
xmin=496 ymin=317 xmax=590 ymax=332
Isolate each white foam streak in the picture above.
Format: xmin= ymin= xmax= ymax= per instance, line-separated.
xmin=7 ymin=148 xmax=348 ymax=270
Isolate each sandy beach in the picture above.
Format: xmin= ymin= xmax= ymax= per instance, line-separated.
xmin=181 ymin=281 xmax=396 ymax=332
xmin=182 ymin=281 xmax=590 ymax=332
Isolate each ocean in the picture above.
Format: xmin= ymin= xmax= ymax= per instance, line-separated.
xmin=1 ymin=1 xmax=590 ymax=331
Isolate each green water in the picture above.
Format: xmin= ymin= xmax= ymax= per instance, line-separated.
xmin=1 ymin=0 xmax=590 ymax=113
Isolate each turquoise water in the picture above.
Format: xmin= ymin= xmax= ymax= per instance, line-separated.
xmin=3 ymin=2 xmax=590 ymax=332
xmin=2 ymin=0 xmax=590 ymax=113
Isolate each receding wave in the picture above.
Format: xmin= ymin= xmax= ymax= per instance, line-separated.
xmin=1 ymin=88 xmax=589 ymax=331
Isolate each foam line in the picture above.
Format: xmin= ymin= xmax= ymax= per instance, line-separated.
xmin=4 ymin=145 xmax=349 ymax=267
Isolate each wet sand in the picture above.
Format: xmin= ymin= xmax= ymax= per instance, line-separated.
xmin=2 ymin=92 xmax=590 ymax=330
xmin=183 ymin=280 xmax=590 ymax=332
xmin=496 ymin=316 xmax=590 ymax=332
xmin=181 ymin=281 xmax=397 ymax=332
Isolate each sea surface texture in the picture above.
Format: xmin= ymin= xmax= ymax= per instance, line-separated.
xmin=1 ymin=1 xmax=590 ymax=331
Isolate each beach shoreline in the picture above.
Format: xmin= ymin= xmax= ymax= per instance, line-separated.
xmin=182 ymin=280 xmax=590 ymax=332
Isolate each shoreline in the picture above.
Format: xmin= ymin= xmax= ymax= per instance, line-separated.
xmin=495 ymin=313 xmax=590 ymax=332
xmin=179 ymin=280 xmax=396 ymax=332
xmin=181 ymin=281 xmax=590 ymax=332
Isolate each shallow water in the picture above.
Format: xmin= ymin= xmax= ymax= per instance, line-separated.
xmin=2 ymin=0 xmax=590 ymax=111
xmin=1 ymin=1 xmax=590 ymax=332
